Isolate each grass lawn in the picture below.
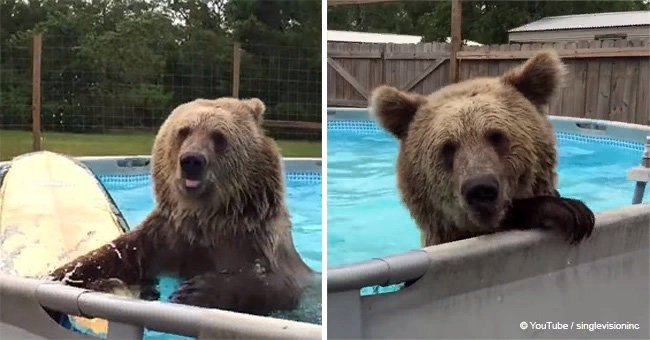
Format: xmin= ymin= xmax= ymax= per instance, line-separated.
xmin=0 ymin=130 xmax=321 ymax=161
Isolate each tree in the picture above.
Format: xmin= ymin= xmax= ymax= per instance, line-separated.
xmin=223 ymin=0 xmax=321 ymax=123
xmin=1 ymin=0 xmax=322 ymax=136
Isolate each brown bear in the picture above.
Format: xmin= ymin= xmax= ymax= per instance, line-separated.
xmin=49 ymin=97 xmax=313 ymax=315
xmin=371 ymin=50 xmax=594 ymax=247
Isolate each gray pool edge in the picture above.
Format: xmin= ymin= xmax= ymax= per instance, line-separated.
xmin=1 ymin=274 xmax=321 ymax=340
xmin=0 ymin=157 xmax=322 ymax=174
xmin=329 ymin=203 xmax=650 ymax=339
xmin=72 ymin=156 xmax=322 ymax=177
xmin=328 ymin=203 xmax=650 ymax=291
xmin=0 ymin=156 xmax=322 ymax=339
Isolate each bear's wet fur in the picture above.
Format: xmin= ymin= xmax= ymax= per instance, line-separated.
xmin=372 ymin=50 xmax=594 ymax=246
xmin=50 ymin=97 xmax=313 ymax=315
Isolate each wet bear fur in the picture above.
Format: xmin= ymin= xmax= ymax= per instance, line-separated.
xmin=372 ymin=50 xmax=595 ymax=246
xmin=50 ymin=97 xmax=313 ymax=315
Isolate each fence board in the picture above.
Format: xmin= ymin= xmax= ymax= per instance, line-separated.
xmin=624 ymin=39 xmax=642 ymax=124
xmin=477 ymin=45 xmax=489 ymax=78
xmin=357 ymin=44 xmax=371 ymax=100
xmin=436 ymin=44 xmax=451 ymax=94
xmin=572 ymin=40 xmax=589 ymax=118
xmin=636 ymin=59 xmax=649 ymax=125
xmin=583 ymin=40 xmax=601 ymax=118
xmin=609 ymin=40 xmax=628 ymax=122
xmin=596 ymin=40 xmax=615 ymax=120
xmin=549 ymin=42 xmax=564 ymax=116
xmin=561 ymin=42 xmax=576 ymax=117
xmin=487 ymin=44 xmax=501 ymax=77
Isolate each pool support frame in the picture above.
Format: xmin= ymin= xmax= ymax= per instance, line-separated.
xmin=327 ymin=108 xmax=650 ymax=339
xmin=629 ymin=136 xmax=650 ymax=204
xmin=0 ymin=157 xmax=322 ymax=340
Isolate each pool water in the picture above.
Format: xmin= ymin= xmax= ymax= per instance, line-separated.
xmin=97 ymin=174 xmax=322 ymax=339
xmin=327 ymin=122 xmax=649 ymax=268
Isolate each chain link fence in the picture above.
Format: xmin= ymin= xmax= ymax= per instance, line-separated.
xmin=1 ymin=33 xmax=321 ymax=159
xmin=240 ymin=42 xmax=321 ymax=140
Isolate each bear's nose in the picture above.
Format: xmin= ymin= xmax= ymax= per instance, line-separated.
xmin=461 ymin=174 xmax=499 ymax=207
xmin=179 ymin=152 xmax=207 ymax=179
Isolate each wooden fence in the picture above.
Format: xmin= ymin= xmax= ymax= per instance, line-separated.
xmin=327 ymin=39 xmax=650 ymax=125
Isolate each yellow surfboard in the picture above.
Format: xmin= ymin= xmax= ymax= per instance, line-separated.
xmin=0 ymin=151 xmax=129 ymax=336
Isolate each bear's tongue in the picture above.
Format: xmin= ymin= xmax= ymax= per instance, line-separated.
xmin=185 ymin=179 xmax=201 ymax=188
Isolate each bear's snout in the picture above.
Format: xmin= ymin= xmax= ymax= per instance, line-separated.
xmin=180 ymin=152 xmax=207 ymax=181
xmin=461 ymin=174 xmax=500 ymax=214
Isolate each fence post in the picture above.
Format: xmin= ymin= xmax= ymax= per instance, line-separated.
xmin=31 ymin=32 xmax=43 ymax=151
xmin=449 ymin=0 xmax=462 ymax=84
xmin=232 ymin=42 xmax=241 ymax=98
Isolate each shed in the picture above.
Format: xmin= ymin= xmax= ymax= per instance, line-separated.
xmin=508 ymin=11 xmax=650 ymax=43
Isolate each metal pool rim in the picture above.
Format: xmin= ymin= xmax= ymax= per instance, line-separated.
xmin=75 ymin=156 xmax=322 ymax=177
xmin=0 ymin=156 xmax=322 ymax=174
xmin=1 ymin=274 xmax=321 ymax=339
xmin=326 ymin=106 xmax=650 ymax=293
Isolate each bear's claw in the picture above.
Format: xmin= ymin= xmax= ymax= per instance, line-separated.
xmin=559 ymin=198 xmax=595 ymax=244
xmin=170 ymin=276 xmax=222 ymax=308
xmin=538 ymin=196 xmax=595 ymax=244
xmin=505 ymin=196 xmax=595 ymax=245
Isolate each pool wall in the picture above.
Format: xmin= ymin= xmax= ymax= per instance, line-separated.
xmin=0 ymin=156 xmax=322 ymax=340
xmin=73 ymin=155 xmax=322 ymax=178
xmin=327 ymin=108 xmax=650 ymax=339
xmin=328 ymin=107 xmax=650 ymax=145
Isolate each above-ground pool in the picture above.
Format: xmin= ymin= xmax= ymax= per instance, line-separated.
xmin=327 ymin=112 xmax=649 ymax=268
xmin=90 ymin=165 xmax=321 ymax=339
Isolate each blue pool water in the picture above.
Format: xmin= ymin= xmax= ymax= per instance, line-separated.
xmin=97 ymin=173 xmax=322 ymax=339
xmin=327 ymin=121 xmax=649 ymax=268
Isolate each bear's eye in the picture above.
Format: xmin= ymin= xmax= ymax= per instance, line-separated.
xmin=440 ymin=141 xmax=457 ymax=171
xmin=178 ymin=127 xmax=191 ymax=140
xmin=211 ymin=131 xmax=228 ymax=152
xmin=485 ymin=129 xmax=510 ymax=154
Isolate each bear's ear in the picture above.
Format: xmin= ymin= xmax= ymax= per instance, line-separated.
xmin=371 ymin=86 xmax=426 ymax=139
xmin=242 ymin=98 xmax=265 ymax=123
xmin=501 ymin=50 xmax=566 ymax=109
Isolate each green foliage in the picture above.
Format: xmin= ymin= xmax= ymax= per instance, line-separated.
xmin=1 ymin=0 xmax=321 ymax=139
xmin=0 ymin=85 xmax=31 ymax=127
xmin=328 ymin=0 xmax=650 ymax=44
xmin=226 ymin=0 xmax=321 ymax=49
xmin=224 ymin=0 xmax=321 ymax=132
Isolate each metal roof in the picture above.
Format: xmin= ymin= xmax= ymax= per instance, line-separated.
xmin=509 ymin=11 xmax=650 ymax=33
xmin=327 ymin=30 xmax=423 ymax=44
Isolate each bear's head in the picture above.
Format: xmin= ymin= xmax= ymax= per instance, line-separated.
xmin=151 ymin=97 xmax=283 ymax=216
xmin=372 ymin=51 xmax=565 ymax=235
